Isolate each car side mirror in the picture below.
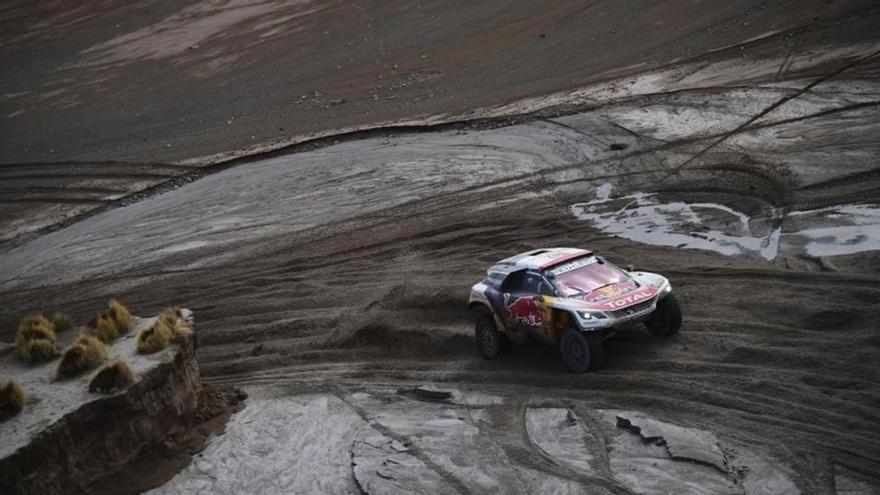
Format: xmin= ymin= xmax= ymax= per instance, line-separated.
xmin=533 ymin=295 xmax=545 ymax=303
xmin=625 ymin=264 xmax=635 ymax=272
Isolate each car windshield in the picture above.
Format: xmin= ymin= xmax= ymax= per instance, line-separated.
xmin=545 ymin=256 xmax=628 ymax=296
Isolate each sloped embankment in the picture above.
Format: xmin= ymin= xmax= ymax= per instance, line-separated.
xmin=0 ymin=321 xmax=237 ymax=494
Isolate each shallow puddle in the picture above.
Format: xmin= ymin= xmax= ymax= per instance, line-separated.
xmin=571 ymin=185 xmax=880 ymax=260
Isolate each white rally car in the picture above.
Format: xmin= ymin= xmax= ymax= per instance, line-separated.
xmin=468 ymin=248 xmax=681 ymax=372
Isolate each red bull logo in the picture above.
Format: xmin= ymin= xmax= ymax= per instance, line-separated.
xmin=504 ymin=293 xmax=543 ymax=327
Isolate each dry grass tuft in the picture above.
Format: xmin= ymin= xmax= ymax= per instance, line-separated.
xmin=78 ymin=335 xmax=109 ymax=364
xmin=18 ymin=314 xmax=50 ymax=332
xmin=157 ymin=306 xmax=178 ymax=327
xmin=0 ymin=379 xmax=25 ymax=417
xmin=15 ymin=314 xmax=58 ymax=363
xmin=91 ymin=299 xmax=133 ymax=343
xmin=94 ymin=313 xmax=119 ymax=344
xmin=57 ymin=346 xmax=85 ymax=378
xmin=50 ymin=312 xmax=72 ymax=333
xmin=107 ymin=299 xmax=132 ymax=334
xmin=89 ymin=360 xmax=135 ymax=394
xmin=172 ymin=323 xmax=194 ymax=341
xmin=137 ymin=306 xmax=193 ymax=354
xmin=137 ymin=318 xmax=172 ymax=354
xmin=161 ymin=307 xmax=193 ymax=341
xmin=57 ymin=335 xmax=109 ymax=379
xmin=16 ymin=326 xmax=55 ymax=342
xmin=27 ymin=339 xmax=61 ymax=362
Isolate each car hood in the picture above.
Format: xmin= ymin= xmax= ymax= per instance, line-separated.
xmin=581 ymin=279 xmax=641 ymax=304
xmin=583 ymin=285 xmax=659 ymax=311
xmin=555 ymin=271 xmax=667 ymax=312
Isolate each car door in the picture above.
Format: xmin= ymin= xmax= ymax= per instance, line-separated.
xmin=499 ymin=270 xmax=545 ymax=333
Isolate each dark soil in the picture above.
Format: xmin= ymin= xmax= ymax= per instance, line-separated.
xmin=87 ymin=385 xmax=246 ymax=495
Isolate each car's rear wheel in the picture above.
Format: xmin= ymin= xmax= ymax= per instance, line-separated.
xmin=559 ymin=328 xmax=603 ymax=373
xmin=475 ymin=314 xmax=509 ymax=359
xmin=646 ymin=294 xmax=682 ymax=337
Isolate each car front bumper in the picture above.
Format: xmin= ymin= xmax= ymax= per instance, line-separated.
xmin=574 ymin=294 xmax=663 ymax=332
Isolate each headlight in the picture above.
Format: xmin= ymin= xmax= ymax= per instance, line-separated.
xmin=578 ymin=311 xmax=607 ymax=320
xmin=661 ymin=282 xmax=672 ymax=294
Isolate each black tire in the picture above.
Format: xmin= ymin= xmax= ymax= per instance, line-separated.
xmin=646 ymin=294 xmax=682 ymax=337
xmin=475 ymin=314 xmax=509 ymax=359
xmin=559 ymin=328 xmax=603 ymax=373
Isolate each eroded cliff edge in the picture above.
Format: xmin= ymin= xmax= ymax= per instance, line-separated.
xmin=0 ymin=322 xmax=242 ymax=494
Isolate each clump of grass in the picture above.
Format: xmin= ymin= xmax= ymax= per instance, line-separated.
xmin=18 ymin=323 xmax=54 ymax=343
xmin=107 ymin=299 xmax=132 ymax=334
xmin=89 ymin=360 xmax=135 ymax=394
xmin=15 ymin=314 xmax=59 ymax=363
xmin=92 ymin=299 xmax=134 ymax=344
xmin=94 ymin=313 xmax=119 ymax=344
xmin=28 ymin=339 xmax=61 ymax=362
xmin=18 ymin=314 xmax=49 ymax=333
xmin=0 ymin=379 xmax=25 ymax=417
xmin=160 ymin=307 xmax=193 ymax=341
xmin=57 ymin=335 xmax=108 ymax=379
xmin=57 ymin=346 xmax=86 ymax=378
xmin=78 ymin=335 xmax=108 ymax=364
xmin=137 ymin=307 xmax=193 ymax=354
xmin=172 ymin=322 xmax=194 ymax=341
xmin=50 ymin=312 xmax=72 ymax=333
xmin=137 ymin=318 xmax=172 ymax=354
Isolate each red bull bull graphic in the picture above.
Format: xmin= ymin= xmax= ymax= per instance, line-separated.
xmin=503 ymin=293 xmax=543 ymax=327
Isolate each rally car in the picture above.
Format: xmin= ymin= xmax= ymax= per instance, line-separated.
xmin=468 ymin=247 xmax=681 ymax=372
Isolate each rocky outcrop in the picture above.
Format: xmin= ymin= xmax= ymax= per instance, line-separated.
xmin=0 ymin=337 xmax=201 ymax=495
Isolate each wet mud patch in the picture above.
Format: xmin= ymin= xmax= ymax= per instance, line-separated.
xmin=606 ymin=410 xmax=799 ymax=494
xmin=351 ymin=430 xmax=459 ymax=494
xmin=572 ymin=190 xmax=782 ymax=259
xmin=150 ymin=394 xmax=365 ymax=494
xmin=572 ymin=185 xmax=880 ymax=261
xmin=153 ymin=390 xmax=809 ymax=494
xmin=525 ymin=408 xmax=598 ymax=475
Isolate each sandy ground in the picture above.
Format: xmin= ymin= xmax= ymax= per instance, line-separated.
xmin=1 ymin=2 xmax=880 ymax=493
xmin=1 ymin=0 xmax=878 ymax=244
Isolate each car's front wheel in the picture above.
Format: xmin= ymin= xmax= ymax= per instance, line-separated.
xmin=559 ymin=328 xmax=603 ymax=373
xmin=475 ymin=314 xmax=509 ymax=359
xmin=646 ymin=294 xmax=682 ymax=337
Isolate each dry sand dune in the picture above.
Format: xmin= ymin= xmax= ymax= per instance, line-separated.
xmin=1 ymin=1 xmax=880 ymax=493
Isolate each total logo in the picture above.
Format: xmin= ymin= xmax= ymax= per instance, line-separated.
xmin=599 ymin=289 xmax=655 ymax=310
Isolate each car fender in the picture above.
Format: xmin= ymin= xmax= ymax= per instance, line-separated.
xmin=469 ymin=284 xmax=508 ymax=333
xmin=540 ymin=297 xmax=597 ymax=333
xmin=545 ymin=297 xmax=590 ymax=316
xmin=629 ymin=271 xmax=672 ymax=299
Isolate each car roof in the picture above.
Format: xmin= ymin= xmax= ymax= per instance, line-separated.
xmin=489 ymin=247 xmax=593 ymax=273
